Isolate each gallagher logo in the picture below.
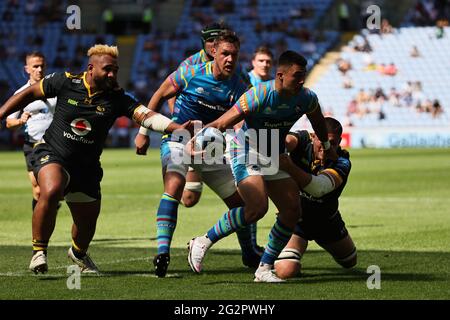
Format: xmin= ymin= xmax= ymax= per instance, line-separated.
xmin=70 ymin=118 xmax=92 ymax=136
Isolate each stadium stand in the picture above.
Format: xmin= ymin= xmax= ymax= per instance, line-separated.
xmin=311 ymin=26 xmax=450 ymax=129
xmin=130 ymin=0 xmax=340 ymax=105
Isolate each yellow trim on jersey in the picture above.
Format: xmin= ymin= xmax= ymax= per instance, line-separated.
xmin=39 ymin=79 xmax=45 ymax=96
xmin=206 ymin=61 xmax=212 ymax=75
xmin=252 ymin=87 xmax=260 ymax=112
xmin=200 ymin=49 xmax=208 ymax=63
xmin=321 ymin=168 xmax=343 ymax=186
xmin=180 ymin=68 xmax=189 ymax=89
xmin=82 ymin=72 xmax=103 ymax=98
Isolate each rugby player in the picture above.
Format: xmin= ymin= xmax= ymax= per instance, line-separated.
xmin=248 ymin=46 xmax=274 ymax=87
xmin=6 ymin=52 xmax=57 ymax=213
xmin=0 ymin=44 xmax=189 ymax=275
xmin=274 ymin=117 xmax=356 ymax=279
xmin=137 ymin=31 xmax=264 ymax=278
xmin=188 ymin=51 xmax=338 ymax=282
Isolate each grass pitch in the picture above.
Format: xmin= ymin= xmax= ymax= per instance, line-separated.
xmin=0 ymin=148 xmax=449 ymax=300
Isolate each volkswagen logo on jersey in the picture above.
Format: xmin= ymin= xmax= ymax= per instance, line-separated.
xmin=70 ymin=118 xmax=92 ymax=136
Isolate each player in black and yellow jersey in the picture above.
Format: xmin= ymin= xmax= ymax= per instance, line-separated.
xmin=0 ymin=44 xmax=192 ymax=275
xmin=273 ymin=117 xmax=357 ymax=279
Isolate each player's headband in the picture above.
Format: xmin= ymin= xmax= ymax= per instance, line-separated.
xmin=201 ymin=28 xmax=223 ymax=43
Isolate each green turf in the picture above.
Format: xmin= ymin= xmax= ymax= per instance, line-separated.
xmin=0 ymin=148 xmax=449 ymax=299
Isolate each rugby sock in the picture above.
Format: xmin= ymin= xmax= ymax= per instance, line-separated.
xmin=250 ymin=222 xmax=259 ymax=249
xmin=260 ymin=218 xmax=293 ymax=265
xmin=236 ymin=225 xmax=253 ymax=252
xmin=71 ymin=239 xmax=87 ymax=259
xmin=32 ymin=199 xmax=37 ymax=212
xmin=207 ymin=207 xmax=247 ymax=243
xmin=32 ymin=239 xmax=48 ymax=255
xmin=156 ymin=193 xmax=179 ymax=255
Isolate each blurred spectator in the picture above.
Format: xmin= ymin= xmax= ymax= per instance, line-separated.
xmin=410 ymin=45 xmax=421 ymax=57
xmin=381 ymin=19 xmax=394 ymax=34
xmin=342 ymin=74 xmax=353 ymax=89
xmin=337 ymin=58 xmax=352 ymax=75
xmin=431 ymin=99 xmax=443 ymax=117
xmin=383 ymin=63 xmax=398 ymax=76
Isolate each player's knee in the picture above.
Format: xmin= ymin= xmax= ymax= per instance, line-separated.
xmin=245 ymin=203 xmax=268 ymax=223
xmin=274 ymin=248 xmax=302 ymax=279
xmin=182 ymin=193 xmax=200 ymax=208
xmin=39 ymin=185 xmax=64 ymax=203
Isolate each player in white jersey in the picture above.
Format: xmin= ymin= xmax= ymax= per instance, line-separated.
xmin=6 ymin=52 xmax=57 ymax=212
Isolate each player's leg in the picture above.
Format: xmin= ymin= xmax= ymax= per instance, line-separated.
xmin=181 ymin=168 xmax=203 ymax=208
xmin=30 ymin=162 xmax=67 ymax=274
xmin=153 ymin=139 xmax=189 ymax=277
xmin=28 ymin=170 xmax=40 ymax=211
xmin=274 ymin=233 xmax=307 ymax=279
xmin=67 ymin=200 xmax=101 ymax=274
xmin=24 ymin=144 xmax=40 ymax=211
xmin=188 ymin=175 xmax=268 ymax=273
xmin=200 ymin=167 xmax=264 ymax=268
xmin=319 ymin=234 xmax=357 ymax=268
xmin=254 ymin=177 xmax=301 ymax=282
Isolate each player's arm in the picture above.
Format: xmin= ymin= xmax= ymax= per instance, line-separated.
xmin=207 ymin=106 xmax=245 ymax=131
xmin=0 ymin=84 xmax=44 ymax=124
xmin=285 ymin=133 xmax=299 ymax=153
xmin=132 ymin=104 xmax=184 ymax=134
xmin=207 ymin=88 xmax=257 ymax=131
xmin=307 ymin=104 xmax=338 ymax=160
xmin=137 ymin=74 xmax=179 ymax=138
xmin=280 ymin=154 xmax=343 ymax=197
xmin=6 ymin=111 xmax=31 ymax=130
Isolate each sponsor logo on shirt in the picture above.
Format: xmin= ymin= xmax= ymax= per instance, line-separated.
xmin=68 ymin=99 xmax=78 ymax=106
xmin=40 ymin=155 xmax=50 ymax=164
xmin=195 ymin=87 xmax=209 ymax=95
xmin=96 ymin=105 xmax=105 ymax=115
xmin=70 ymin=118 xmax=91 ymax=136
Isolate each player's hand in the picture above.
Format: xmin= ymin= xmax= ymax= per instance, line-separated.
xmin=134 ymin=133 xmax=150 ymax=155
xmin=324 ymin=147 xmax=338 ymax=162
xmin=20 ymin=111 xmax=31 ymax=125
xmin=184 ymin=129 xmax=206 ymax=161
xmin=179 ymin=119 xmax=203 ymax=137
xmin=278 ymin=153 xmax=295 ymax=172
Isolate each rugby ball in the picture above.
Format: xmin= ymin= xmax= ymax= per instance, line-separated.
xmin=194 ymin=127 xmax=226 ymax=157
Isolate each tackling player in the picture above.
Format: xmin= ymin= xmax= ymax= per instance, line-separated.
xmin=188 ymin=50 xmax=337 ymax=282
xmin=274 ymin=117 xmax=356 ymax=279
xmin=0 ymin=44 xmax=189 ymax=275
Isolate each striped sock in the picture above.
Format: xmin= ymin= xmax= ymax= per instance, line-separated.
xmin=71 ymin=239 xmax=87 ymax=259
xmin=235 ymin=224 xmax=254 ymax=252
xmin=32 ymin=239 xmax=48 ymax=254
xmin=250 ymin=222 xmax=258 ymax=248
xmin=156 ymin=193 xmax=179 ymax=255
xmin=260 ymin=218 xmax=293 ymax=265
xmin=207 ymin=207 xmax=247 ymax=243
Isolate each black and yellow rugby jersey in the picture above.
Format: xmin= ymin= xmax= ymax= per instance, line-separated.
xmin=288 ymin=130 xmax=352 ymax=215
xmin=39 ymin=72 xmax=141 ymax=164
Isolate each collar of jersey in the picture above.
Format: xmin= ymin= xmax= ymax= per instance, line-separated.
xmin=82 ymin=72 xmax=103 ymax=98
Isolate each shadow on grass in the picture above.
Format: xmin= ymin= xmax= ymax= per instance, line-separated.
xmin=1 ymin=246 xmax=449 ymax=284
